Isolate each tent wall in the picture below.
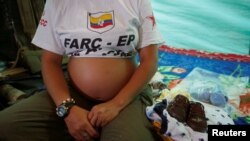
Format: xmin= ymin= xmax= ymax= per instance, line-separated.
xmin=152 ymin=0 xmax=250 ymax=55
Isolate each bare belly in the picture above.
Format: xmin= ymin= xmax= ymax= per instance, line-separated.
xmin=67 ymin=57 xmax=137 ymax=101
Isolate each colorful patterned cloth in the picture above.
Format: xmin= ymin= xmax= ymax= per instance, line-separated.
xmin=157 ymin=45 xmax=250 ymax=124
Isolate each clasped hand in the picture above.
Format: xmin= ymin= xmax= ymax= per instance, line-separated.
xmin=88 ymin=100 xmax=121 ymax=127
xmin=65 ymin=101 xmax=121 ymax=141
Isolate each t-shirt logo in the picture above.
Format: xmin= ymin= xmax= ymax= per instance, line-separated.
xmin=87 ymin=11 xmax=115 ymax=34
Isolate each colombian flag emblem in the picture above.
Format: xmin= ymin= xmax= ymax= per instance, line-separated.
xmin=87 ymin=11 xmax=115 ymax=34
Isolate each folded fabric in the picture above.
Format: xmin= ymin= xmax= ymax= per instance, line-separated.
xmin=146 ymin=102 xmax=208 ymax=141
xmin=202 ymin=102 xmax=235 ymax=125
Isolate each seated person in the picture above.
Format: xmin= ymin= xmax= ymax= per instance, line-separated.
xmin=0 ymin=0 xmax=165 ymax=140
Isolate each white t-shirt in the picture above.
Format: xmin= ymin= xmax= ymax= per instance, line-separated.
xmin=32 ymin=0 xmax=165 ymax=58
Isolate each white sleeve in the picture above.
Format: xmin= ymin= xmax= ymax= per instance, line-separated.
xmin=138 ymin=0 xmax=165 ymax=49
xmin=31 ymin=0 xmax=65 ymax=55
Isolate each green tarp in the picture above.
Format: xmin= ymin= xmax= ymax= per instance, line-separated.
xmin=153 ymin=0 xmax=250 ymax=55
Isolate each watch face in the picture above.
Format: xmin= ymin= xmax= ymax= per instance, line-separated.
xmin=56 ymin=106 xmax=67 ymax=117
xmin=56 ymin=100 xmax=75 ymax=118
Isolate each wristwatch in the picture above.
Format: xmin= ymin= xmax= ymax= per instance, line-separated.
xmin=56 ymin=98 xmax=76 ymax=118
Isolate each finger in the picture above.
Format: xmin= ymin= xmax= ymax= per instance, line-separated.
xmin=81 ymin=132 xmax=90 ymax=141
xmin=85 ymin=123 xmax=99 ymax=138
xmin=101 ymin=117 xmax=111 ymax=127
xmin=101 ymin=120 xmax=108 ymax=127
xmin=95 ymin=116 xmax=103 ymax=127
xmin=88 ymin=111 xmax=98 ymax=126
xmin=87 ymin=111 xmax=93 ymax=120
xmin=90 ymin=114 xmax=98 ymax=127
xmin=72 ymin=132 xmax=84 ymax=141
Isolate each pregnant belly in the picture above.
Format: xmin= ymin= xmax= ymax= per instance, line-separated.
xmin=67 ymin=57 xmax=137 ymax=101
